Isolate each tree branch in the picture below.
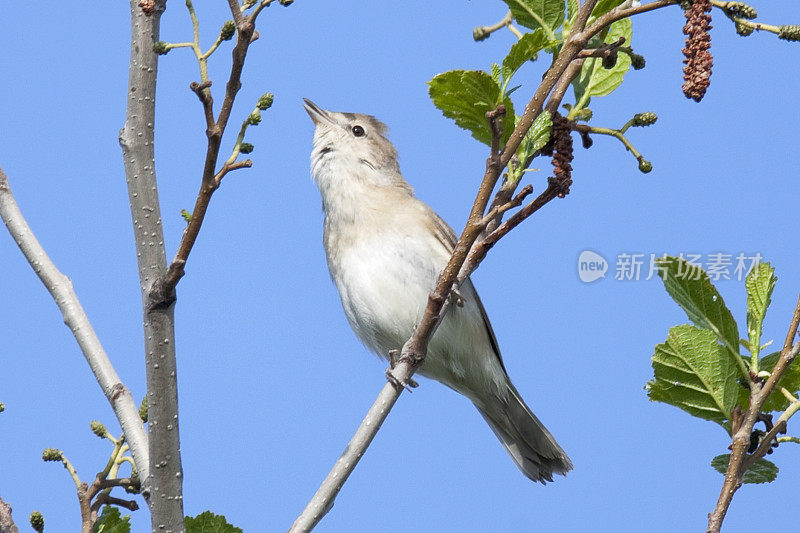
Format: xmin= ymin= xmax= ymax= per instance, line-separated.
xmin=707 ymin=292 xmax=800 ymax=532
xmin=0 ymin=167 xmax=150 ymax=492
xmin=119 ymin=1 xmax=184 ymax=530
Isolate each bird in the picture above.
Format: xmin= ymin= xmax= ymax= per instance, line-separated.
xmin=303 ymin=98 xmax=572 ymax=483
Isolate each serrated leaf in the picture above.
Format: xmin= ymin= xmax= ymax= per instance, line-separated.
xmin=503 ymin=0 xmax=566 ymax=33
xmin=428 ymin=70 xmax=515 ymax=146
xmin=518 ymin=110 xmax=552 ymax=157
xmin=746 ymin=262 xmax=777 ymax=357
xmin=711 ymin=454 xmax=779 ymax=483
xmin=573 ymin=17 xmax=632 ymax=105
xmin=185 ymin=511 xmax=243 ymax=533
xmin=93 ymin=507 xmax=131 ymax=533
xmin=490 ymin=63 xmax=502 ymax=84
xmin=647 ymin=325 xmax=739 ymax=424
xmin=502 ymin=30 xmax=547 ymax=81
xmin=758 ymin=351 xmax=800 ymax=412
xmin=656 ymin=256 xmax=741 ymax=359
xmin=567 ymin=0 xmax=579 ymax=22
xmin=590 ymin=0 xmax=626 ymax=20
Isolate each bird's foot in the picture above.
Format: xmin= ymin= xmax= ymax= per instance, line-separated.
xmin=386 ymin=350 xmax=419 ymax=390
xmin=449 ymin=285 xmax=466 ymax=307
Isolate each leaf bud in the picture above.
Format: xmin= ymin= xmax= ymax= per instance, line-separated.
xmin=247 ymin=110 xmax=262 ymax=126
xmin=632 ymin=112 xmax=658 ymax=127
xmin=778 ymin=25 xmax=800 ymax=42
xmin=735 ymin=21 xmax=754 ymax=36
xmin=239 ymin=143 xmax=254 ymax=154
xmin=30 ymin=511 xmax=44 ymax=533
xmin=638 ymin=159 xmax=653 ymax=173
xmin=725 ymin=2 xmax=757 ymax=19
xmin=473 ymin=26 xmax=490 ymax=42
xmin=220 ymin=20 xmax=236 ymax=41
xmin=257 ymin=92 xmax=274 ymax=110
xmin=139 ymin=397 xmax=148 ymax=423
xmin=90 ymin=420 xmax=109 ymax=439
xmin=42 ymin=448 xmax=63 ymax=462
xmin=153 ymin=41 xmax=170 ymax=55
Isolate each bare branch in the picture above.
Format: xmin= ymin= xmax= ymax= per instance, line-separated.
xmin=708 ymin=293 xmax=800 ymax=532
xmin=120 ymin=1 xmax=184 ymax=529
xmin=0 ymin=167 xmax=149 ymax=490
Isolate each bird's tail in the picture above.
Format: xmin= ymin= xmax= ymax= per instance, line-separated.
xmin=475 ymin=381 xmax=572 ymax=483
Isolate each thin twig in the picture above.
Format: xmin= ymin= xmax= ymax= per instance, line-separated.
xmin=150 ymin=6 xmax=261 ymax=306
xmin=708 ymin=292 xmax=800 ymax=532
xmin=0 ymin=167 xmax=149 ymax=489
xmin=577 ymin=36 xmax=626 ymax=58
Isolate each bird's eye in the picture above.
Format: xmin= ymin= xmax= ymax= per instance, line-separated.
xmin=352 ymin=125 xmax=365 ymax=137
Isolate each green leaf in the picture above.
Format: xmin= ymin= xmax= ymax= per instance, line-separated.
xmin=185 ymin=511 xmax=243 ymax=533
xmin=503 ymin=0 xmax=566 ymax=34
xmin=590 ymin=0 xmax=626 ymax=20
xmin=490 ymin=63 xmax=502 ymax=84
xmin=745 ymin=261 xmax=777 ymax=358
xmin=501 ymin=30 xmax=547 ymax=81
xmin=759 ymin=351 xmax=800 ymax=412
xmin=711 ymin=454 xmax=779 ymax=483
xmin=573 ymin=17 xmax=633 ymax=106
xmin=567 ymin=0 xmax=579 ymax=22
xmin=656 ymin=256 xmax=741 ymax=359
xmin=647 ymin=325 xmax=739 ymax=424
xmin=428 ymin=70 xmax=515 ymax=146
xmin=93 ymin=507 xmax=131 ymax=533
xmin=518 ymin=110 xmax=552 ymax=158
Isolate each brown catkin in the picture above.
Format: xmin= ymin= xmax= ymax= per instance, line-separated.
xmin=542 ymin=114 xmax=574 ymax=198
xmin=682 ymin=0 xmax=713 ymax=102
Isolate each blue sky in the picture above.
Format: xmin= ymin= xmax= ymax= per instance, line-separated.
xmin=1 ymin=1 xmax=798 ymax=531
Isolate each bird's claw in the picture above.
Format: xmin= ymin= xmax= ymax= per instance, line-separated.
xmin=386 ymin=350 xmax=418 ymax=390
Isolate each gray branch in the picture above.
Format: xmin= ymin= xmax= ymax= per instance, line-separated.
xmin=119 ymin=1 xmax=185 ymax=530
xmin=0 ymin=168 xmax=149 ymax=487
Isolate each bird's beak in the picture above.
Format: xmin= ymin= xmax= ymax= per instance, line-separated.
xmin=303 ymin=98 xmax=334 ymax=126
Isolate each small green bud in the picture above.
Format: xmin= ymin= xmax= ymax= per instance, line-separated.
xmin=90 ymin=420 xmax=108 ymax=439
xmin=638 ymin=159 xmax=653 ymax=173
xmin=139 ymin=397 xmax=148 ymax=423
xmin=279 ymin=0 xmax=294 ymax=6
xmin=153 ymin=41 xmax=170 ymax=55
xmin=239 ymin=142 xmax=254 ymax=154
xmin=735 ymin=21 xmax=754 ymax=37
xmin=220 ymin=20 xmax=236 ymax=41
xmin=473 ymin=26 xmax=490 ymax=42
xmin=257 ymin=92 xmax=274 ymax=110
xmin=125 ymin=471 xmax=142 ymax=494
xmin=726 ymin=2 xmax=757 ymax=20
xmin=572 ymin=108 xmax=593 ymax=122
xmin=778 ymin=25 xmax=800 ymax=42
xmin=29 ymin=511 xmax=45 ymax=533
xmin=601 ymin=52 xmax=618 ymax=70
xmin=247 ymin=110 xmax=262 ymax=126
xmin=630 ymin=53 xmax=646 ymax=70
xmin=180 ymin=209 xmax=192 ymax=224
xmin=0 ymin=401 xmax=5 ymax=413
xmin=632 ymin=112 xmax=658 ymax=127
xmin=42 ymin=448 xmax=63 ymax=462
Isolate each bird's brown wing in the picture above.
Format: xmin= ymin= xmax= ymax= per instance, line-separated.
xmin=429 ymin=210 xmax=508 ymax=375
